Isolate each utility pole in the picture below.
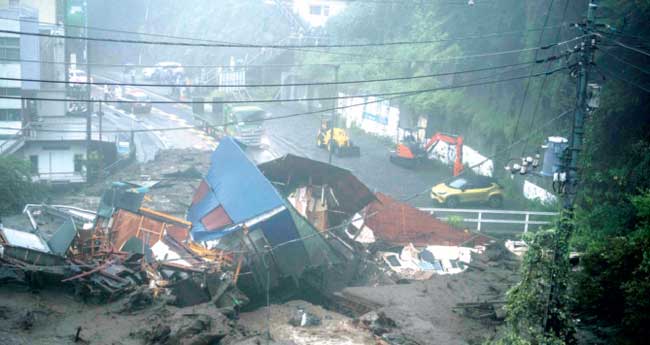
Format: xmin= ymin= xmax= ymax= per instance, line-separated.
xmin=328 ymin=64 xmax=340 ymax=165
xmin=63 ymin=0 xmax=69 ymax=89
xmin=98 ymin=101 xmax=102 ymax=142
xmin=543 ymin=0 xmax=598 ymax=339
xmin=85 ymin=3 xmax=92 ymax=182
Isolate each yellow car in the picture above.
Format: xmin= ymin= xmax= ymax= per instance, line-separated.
xmin=430 ymin=176 xmax=504 ymax=208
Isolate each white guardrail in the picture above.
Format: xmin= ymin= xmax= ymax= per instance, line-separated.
xmin=418 ymin=208 xmax=559 ymax=233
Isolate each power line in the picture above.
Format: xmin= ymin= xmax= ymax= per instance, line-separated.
xmin=0 ymin=40 xmax=572 ymax=68
xmin=0 ymin=15 xmax=572 ymax=64
xmin=509 ymin=0 xmax=557 ymax=159
xmin=0 ymin=64 xmax=568 ymax=106
xmin=0 ymin=60 xmax=539 ymax=89
xmin=600 ymin=49 xmax=650 ymax=76
xmin=0 ymin=64 xmax=566 ymax=136
xmin=596 ymin=64 xmax=650 ymax=93
xmin=597 ymin=30 xmax=647 ymax=41
xmin=0 ymin=28 xmax=584 ymax=50
xmin=0 ymin=34 xmax=582 ymax=71
xmin=0 ymin=15 xmax=564 ymax=49
xmin=0 ymin=16 xmax=570 ymax=62
xmin=596 ymin=33 xmax=650 ymax=58
xmin=521 ymin=0 xmax=572 ymax=156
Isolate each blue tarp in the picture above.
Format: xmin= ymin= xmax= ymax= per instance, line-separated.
xmin=192 ymin=137 xmax=285 ymax=224
xmin=190 ymin=222 xmax=242 ymax=243
xmin=188 ymin=137 xmax=297 ymax=243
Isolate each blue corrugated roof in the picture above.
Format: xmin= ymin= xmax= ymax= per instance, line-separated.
xmin=189 ymin=137 xmax=287 ymax=232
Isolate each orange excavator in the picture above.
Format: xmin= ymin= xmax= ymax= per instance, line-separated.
xmin=389 ymin=129 xmax=464 ymax=176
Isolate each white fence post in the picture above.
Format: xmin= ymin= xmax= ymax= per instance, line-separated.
xmin=524 ymin=213 xmax=530 ymax=233
xmin=477 ymin=211 xmax=482 ymax=232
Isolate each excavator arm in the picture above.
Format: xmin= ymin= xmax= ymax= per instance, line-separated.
xmin=423 ymin=133 xmax=464 ymax=176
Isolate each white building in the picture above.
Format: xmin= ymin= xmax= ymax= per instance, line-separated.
xmin=0 ymin=4 xmax=39 ymax=155
xmin=291 ymin=0 xmax=346 ymax=27
xmin=1 ymin=1 xmax=118 ymax=184
xmin=0 ymin=14 xmax=23 ymax=149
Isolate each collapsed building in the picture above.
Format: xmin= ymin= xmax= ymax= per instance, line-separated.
xmin=186 ymin=139 xmax=377 ymax=301
xmin=1 ymin=136 xmax=492 ymax=313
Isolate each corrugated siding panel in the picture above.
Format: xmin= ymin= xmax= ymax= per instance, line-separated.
xmin=201 ymin=206 xmax=233 ymax=231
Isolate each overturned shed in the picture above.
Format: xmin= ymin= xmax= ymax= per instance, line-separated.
xmin=188 ymin=138 xmax=344 ymax=295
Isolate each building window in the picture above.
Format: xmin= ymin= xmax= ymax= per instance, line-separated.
xmin=323 ymin=5 xmax=330 ymax=16
xmin=74 ymin=154 xmax=84 ymax=173
xmin=29 ymin=155 xmax=38 ymax=175
xmin=0 ymin=109 xmax=21 ymax=121
xmin=309 ymin=5 xmax=322 ymax=15
xmin=0 ymin=37 xmax=20 ymax=60
xmin=0 ymin=88 xmax=21 ymax=97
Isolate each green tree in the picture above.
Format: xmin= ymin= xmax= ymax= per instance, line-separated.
xmin=0 ymin=156 xmax=44 ymax=216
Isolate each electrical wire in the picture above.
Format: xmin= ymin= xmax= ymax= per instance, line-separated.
xmin=0 ymin=27 xmax=585 ymax=50
xmin=0 ymin=13 xmax=568 ymax=66
xmin=595 ymin=33 xmax=650 ymax=58
xmin=599 ymin=49 xmax=650 ymax=76
xmin=0 ymin=60 xmax=538 ymax=89
xmin=520 ymin=0 xmax=572 ymax=156
xmin=0 ymin=64 xmax=568 ymax=141
xmin=0 ymin=14 xmax=568 ymax=61
xmin=0 ymin=34 xmax=582 ymax=71
xmin=595 ymin=64 xmax=650 ymax=93
xmin=0 ymin=15 xmax=565 ymax=50
xmin=0 ymin=65 xmax=569 ymax=107
xmin=509 ymin=0 xmax=557 ymax=159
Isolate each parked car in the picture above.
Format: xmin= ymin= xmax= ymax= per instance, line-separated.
xmin=430 ymin=175 xmax=504 ymax=208
xmin=117 ymin=90 xmax=152 ymax=114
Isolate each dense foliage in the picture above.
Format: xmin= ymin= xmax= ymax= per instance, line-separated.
xmin=298 ymin=0 xmax=580 ymax=163
xmin=568 ymin=0 xmax=650 ymax=342
xmin=494 ymin=228 xmax=572 ymax=345
xmin=309 ymin=0 xmax=650 ymax=343
xmin=0 ymin=156 xmax=43 ymax=216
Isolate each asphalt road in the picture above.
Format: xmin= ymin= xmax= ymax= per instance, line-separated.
xmin=92 ymin=69 xmax=459 ymax=208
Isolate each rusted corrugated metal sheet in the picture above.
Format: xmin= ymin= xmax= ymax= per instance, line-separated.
xmin=110 ymin=209 xmax=190 ymax=250
xmin=364 ymin=193 xmax=489 ymax=247
xmin=201 ymin=205 xmax=233 ymax=231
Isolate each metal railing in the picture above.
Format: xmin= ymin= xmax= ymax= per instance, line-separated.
xmin=32 ymin=171 xmax=85 ymax=183
xmin=419 ymin=207 xmax=559 ymax=234
xmin=0 ymin=135 xmax=25 ymax=155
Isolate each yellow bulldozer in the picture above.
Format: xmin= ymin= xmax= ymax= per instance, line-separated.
xmin=316 ymin=120 xmax=361 ymax=157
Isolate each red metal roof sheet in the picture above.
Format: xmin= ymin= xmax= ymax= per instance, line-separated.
xmin=364 ymin=193 xmax=489 ymax=247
